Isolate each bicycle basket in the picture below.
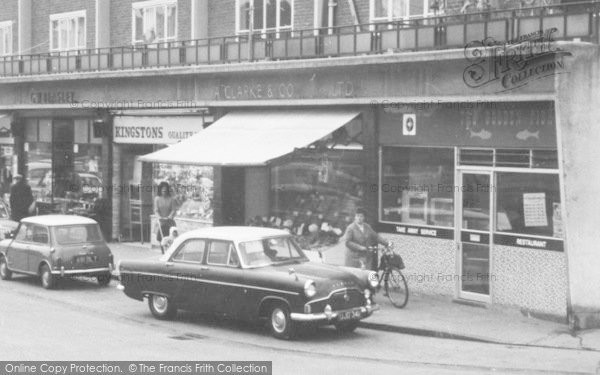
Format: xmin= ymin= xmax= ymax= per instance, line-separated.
xmin=386 ymin=252 xmax=405 ymax=270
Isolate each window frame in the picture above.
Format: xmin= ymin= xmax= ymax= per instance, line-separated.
xmin=378 ymin=145 xmax=456 ymax=230
xmin=131 ymin=0 xmax=178 ymax=45
xmin=49 ymin=10 xmax=87 ymax=52
xmin=171 ymin=238 xmax=207 ymax=264
xmin=0 ymin=20 xmax=13 ymax=56
xmin=206 ymin=240 xmax=239 ymax=268
xmin=235 ymin=0 xmax=294 ymax=35
xmin=369 ymin=0 xmax=432 ymax=22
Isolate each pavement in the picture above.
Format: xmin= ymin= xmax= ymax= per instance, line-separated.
xmin=108 ymin=241 xmax=600 ymax=352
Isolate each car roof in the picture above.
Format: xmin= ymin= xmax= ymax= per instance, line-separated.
xmin=21 ymin=215 xmax=98 ymax=226
xmin=177 ymin=226 xmax=290 ymax=242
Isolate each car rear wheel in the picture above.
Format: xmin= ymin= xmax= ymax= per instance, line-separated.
xmin=96 ymin=273 xmax=112 ymax=286
xmin=269 ymin=304 xmax=296 ymax=340
xmin=148 ymin=294 xmax=177 ymax=320
xmin=0 ymin=256 xmax=11 ymax=280
xmin=40 ymin=264 xmax=55 ymax=289
xmin=334 ymin=320 xmax=359 ymax=334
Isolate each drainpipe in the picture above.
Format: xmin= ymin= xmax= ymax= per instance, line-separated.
xmin=328 ymin=0 xmax=337 ymax=35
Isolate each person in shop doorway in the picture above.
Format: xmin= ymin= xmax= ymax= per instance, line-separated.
xmin=9 ymin=174 xmax=34 ymax=222
xmin=155 ymin=181 xmax=177 ymax=253
xmin=344 ymin=208 xmax=390 ymax=270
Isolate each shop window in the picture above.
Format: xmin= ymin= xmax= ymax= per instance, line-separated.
xmin=50 ymin=10 xmax=86 ymax=52
xmin=370 ymin=0 xmax=431 ymax=21
xmin=380 ymin=147 xmax=454 ymax=227
xmin=459 ymin=148 xmax=558 ymax=169
xmin=496 ymin=173 xmax=562 ymax=238
xmin=237 ymin=0 xmax=293 ymax=34
xmin=25 ymin=143 xmax=53 ymax=202
xmin=269 ymin=147 xmax=365 ymax=248
xmin=0 ymin=21 xmax=12 ymax=56
xmin=133 ymin=0 xmax=177 ymax=44
xmin=153 ymin=163 xmax=213 ymax=223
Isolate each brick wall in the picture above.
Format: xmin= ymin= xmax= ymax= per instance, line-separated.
xmin=208 ymin=0 xmax=235 ymax=38
xmin=0 ymin=0 xmax=18 ymax=54
xmin=294 ymin=0 xmax=314 ymax=31
xmin=31 ymin=0 xmax=96 ymax=53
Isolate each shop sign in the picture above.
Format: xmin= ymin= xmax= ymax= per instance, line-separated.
xmin=377 ymin=222 xmax=454 ymax=239
xmin=113 ymin=116 xmax=203 ymax=144
xmin=211 ymin=78 xmax=356 ymax=100
xmin=30 ymin=91 xmax=76 ymax=104
xmin=494 ymin=233 xmax=564 ymax=252
xmin=379 ymin=101 xmax=557 ymax=148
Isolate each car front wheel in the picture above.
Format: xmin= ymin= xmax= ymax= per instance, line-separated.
xmin=148 ymin=294 xmax=177 ymax=320
xmin=334 ymin=320 xmax=359 ymax=334
xmin=40 ymin=264 xmax=55 ymax=289
xmin=96 ymin=273 xmax=112 ymax=286
xmin=269 ymin=304 xmax=296 ymax=340
xmin=0 ymin=256 xmax=11 ymax=280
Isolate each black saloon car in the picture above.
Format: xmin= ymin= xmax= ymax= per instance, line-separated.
xmin=118 ymin=226 xmax=379 ymax=339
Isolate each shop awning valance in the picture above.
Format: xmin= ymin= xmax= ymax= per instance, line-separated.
xmin=138 ymin=110 xmax=361 ymax=166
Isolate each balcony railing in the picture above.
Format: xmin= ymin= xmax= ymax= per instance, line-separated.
xmin=1 ymin=1 xmax=598 ymax=77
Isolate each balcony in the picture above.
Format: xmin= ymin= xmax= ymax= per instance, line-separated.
xmin=0 ymin=1 xmax=597 ymax=78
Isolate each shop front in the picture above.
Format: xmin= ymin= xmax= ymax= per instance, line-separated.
xmin=376 ymin=101 xmax=566 ymax=315
xmin=111 ymin=113 xmax=213 ymax=243
xmin=140 ymin=109 xmax=374 ymax=249
xmin=14 ymin=115 xmax=112 ymax=236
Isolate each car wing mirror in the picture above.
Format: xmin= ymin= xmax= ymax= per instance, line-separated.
xmin=4 ymin=231 xmax=15 ymax=240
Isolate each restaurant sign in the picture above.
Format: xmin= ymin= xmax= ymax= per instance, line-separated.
xmin=113 ymin=116 xmax=203 ymax=144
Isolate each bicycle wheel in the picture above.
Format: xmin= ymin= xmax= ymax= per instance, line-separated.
xmin=385 ymin=267 xmax=409 ymax=308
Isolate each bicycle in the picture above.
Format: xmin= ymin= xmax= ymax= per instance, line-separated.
xmin=369 ymin=244 xmax=409 ymax=308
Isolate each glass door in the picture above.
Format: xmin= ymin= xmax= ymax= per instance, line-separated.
xmin=458 ymin=171 xmax=492 ymax=302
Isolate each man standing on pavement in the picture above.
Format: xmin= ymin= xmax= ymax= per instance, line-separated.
xmin=9 ymin=174 xmax=34 ymax=222
xmin=344 ymin=208 xmax=391 ymax=269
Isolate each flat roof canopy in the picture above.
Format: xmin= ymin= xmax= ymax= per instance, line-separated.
xmin=139 ymin=110 xmax=360 ymax=166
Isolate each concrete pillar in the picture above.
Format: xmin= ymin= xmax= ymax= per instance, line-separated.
xmin=556 ymin=45 xmax=600 ymax=329
xmin=95 ymin=0 xmax=111 ymax=49
xmin=17 ymin=0 xmax=32 ymax=55
xmin=191 ymin=0 xmax=208 ymax=40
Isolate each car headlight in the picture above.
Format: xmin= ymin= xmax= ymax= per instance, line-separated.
xmin=304 ymin=280 xmax=317 ymax=298
xmin=368 ymin=271 xmax=379 ymax=288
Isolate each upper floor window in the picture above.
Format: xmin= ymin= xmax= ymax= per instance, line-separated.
xmin=50 ymin=11 xmax=86 ymax=52
xmin=237 ymin=0 xmax=293 ymax=34
xmin=370 ymin=0 xmax=430 ymax=20
xmin=0 ymin=21 xmax=12 ymax=56
xmin=133 ymin=0 xmax=177 ymax=44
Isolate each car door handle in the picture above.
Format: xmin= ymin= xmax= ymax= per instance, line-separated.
xmin=200 ymin=266 xmax=209 ymax=271
xmin=165 ymin=262 xmax=174 ymax=268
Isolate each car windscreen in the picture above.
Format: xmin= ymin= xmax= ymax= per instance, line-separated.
xmin=238 ymin=236 xmax=307 ymax=267
xmin=53 ymin=224 xmax=103 ymax=245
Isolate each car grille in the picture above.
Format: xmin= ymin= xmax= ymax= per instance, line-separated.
xmin=329 ymin=289 xmax=364 ymax=310
xmin=307 ymin=288 xmax=366 ymax=312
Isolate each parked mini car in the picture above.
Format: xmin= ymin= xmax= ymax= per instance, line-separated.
xmin=0 ymin=199 xmax=18 ymax=239
xmin=118 ymin=226 xmax=379 ymax=339
xmin=0 ymin=215 xmax=113 ymax=289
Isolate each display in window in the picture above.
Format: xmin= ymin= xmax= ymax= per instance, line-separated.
xmin=522 ymin=192 xmax=548 ymax=227
xmin=380 ymin=147 xmax=454 ymax=227
xmin=495 ymin=173 xmax=561 ymax=238
xmin=153 ymin=163 xmax=213 ymax=222
xmin=267 ymin=149 xmax=364 ymax=249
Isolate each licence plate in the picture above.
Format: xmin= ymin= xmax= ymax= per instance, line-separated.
xmin=337 ymin=309 xmax=362 ymax=321
xmin=74 ymin=255 xmax=96 ymax=265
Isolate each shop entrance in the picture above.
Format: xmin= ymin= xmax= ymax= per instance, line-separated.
xmin=457 ymin=170 xmax=492 ymax=302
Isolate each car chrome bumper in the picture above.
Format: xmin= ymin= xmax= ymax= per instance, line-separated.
xmin=290 ymin=304 xmax=379 ymax=322
xmin=52 ymin=267 xmax=111 ymax=276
